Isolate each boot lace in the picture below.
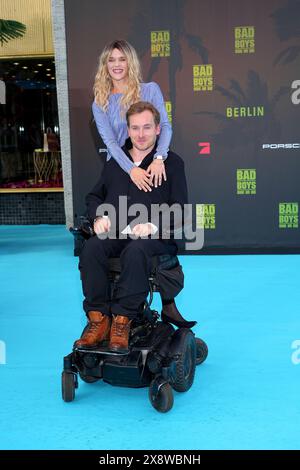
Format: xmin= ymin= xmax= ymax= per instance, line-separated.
xmin=83 ymin=321 xmax=102 ymax=339
xmin=111 ymin=320 xmax=129 ymax=338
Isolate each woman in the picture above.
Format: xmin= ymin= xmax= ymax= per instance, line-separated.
xmin=92 ymin=39 xmax=172 ymax=191
xmin=92 ymin=40 xmax=195 ymax=328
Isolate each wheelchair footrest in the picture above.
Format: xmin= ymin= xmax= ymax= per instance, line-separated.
xmin=74 ymin=345 xmax=129 ymax=356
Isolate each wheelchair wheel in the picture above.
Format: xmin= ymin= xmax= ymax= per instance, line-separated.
xmin=62 ymin=371 xmax=75 ymax=402
xmin=149 ymin=377 xmax=174 ymax=413
xmin=195 ymin=338 xmax=208 ymax=365
xmin=79 ymin=373 xmax=99 ymax=383
xmin=170 ymin=329 xmax=196 ymax=392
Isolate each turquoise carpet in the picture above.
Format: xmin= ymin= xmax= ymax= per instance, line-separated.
xmin=0 ymin=225 xmax=300 ymax=450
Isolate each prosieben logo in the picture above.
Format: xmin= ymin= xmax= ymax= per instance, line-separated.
xmin=291 ymin=80 xmax=300 ymax=104
xmin=262 ymin=143 xmax=300 ymax=150
xmin=198 ymin=142 xmax=211 ymax=155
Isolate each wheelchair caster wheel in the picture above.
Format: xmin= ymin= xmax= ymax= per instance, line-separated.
xmin=195 ymin=338 xmax=208 ymax=365
xmin=62 ymin=371 xmax=76 ymax=402
xmin=149 ymin=377 xmax=174 ymax=413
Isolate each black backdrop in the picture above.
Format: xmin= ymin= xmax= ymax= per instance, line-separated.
xmin=64 ymin=0 xmax=300 ymax=252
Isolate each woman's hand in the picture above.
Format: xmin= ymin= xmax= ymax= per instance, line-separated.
xmin=130 ymin=167 xmax=153 ymax=192
xmin=147 ymin=159 xmax=166 ymax=187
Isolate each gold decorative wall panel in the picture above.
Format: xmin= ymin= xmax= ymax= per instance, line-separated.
xmin=0 ymin=0 xmax=54 ymax=57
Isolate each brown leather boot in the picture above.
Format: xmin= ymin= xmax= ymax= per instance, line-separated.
xmin=74 ymin=311 xmax=111 ymax=349
xmin=109 ymin=315 xmax=132 ymax=352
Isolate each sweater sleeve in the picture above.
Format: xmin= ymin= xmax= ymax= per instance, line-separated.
xmin=92 ymin=101 xmax=134 ymax=174
xmin=149 ymin=82 xmax=172 ymax=160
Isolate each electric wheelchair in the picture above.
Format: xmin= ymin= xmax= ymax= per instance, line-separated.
xmin=62 ymin=218 xmax=208 ymax=413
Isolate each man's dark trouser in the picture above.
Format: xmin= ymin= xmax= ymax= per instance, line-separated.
xmin=79 ymin=237 xmax=177 ymax=320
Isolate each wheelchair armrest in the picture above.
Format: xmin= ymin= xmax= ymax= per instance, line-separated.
xmin=69 ymin=216 xmax=94 ymax=240
xmin=70 ymin=216 xmax=95 ymax=256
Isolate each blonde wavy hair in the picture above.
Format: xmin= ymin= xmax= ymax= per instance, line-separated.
xmin=93 ymin=39 xmax=142 ymax=113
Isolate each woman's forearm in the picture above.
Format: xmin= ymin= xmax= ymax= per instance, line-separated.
xmin=92 ymin=101 xmax=134 ymax=174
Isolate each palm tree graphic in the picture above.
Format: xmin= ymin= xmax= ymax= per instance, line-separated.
xmin=0 ymin=19 xmax=26 ymax=46
xmin=127 ymin=0 xmax=208 ymax=117
xmin=271 ymin=0 xmax=300 ymax=65
xmin=194 ymin=70 xmax=289 ymax=148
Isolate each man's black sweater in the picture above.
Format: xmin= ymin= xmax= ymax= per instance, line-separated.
xmin=86 ymin=142 xmax=188 ymax=243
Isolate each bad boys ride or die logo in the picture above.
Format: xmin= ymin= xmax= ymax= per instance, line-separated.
xmin=151 ymin=31 xmax=170 ymax=57
xmin=234 ymin=26 xmax=255 ymax=54
xmin=193 ymin=65 xmax=213 ymax=91
xmin=237 ymin=169 xmax=256 ymax=195
xmin=279 ymin=203 xmax=298 ymax=229
xmin=196 ymin=204 xmax=216 ymax=229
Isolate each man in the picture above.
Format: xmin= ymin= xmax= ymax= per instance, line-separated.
xmin=74 ymin=101 xmax=188 ymax=352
